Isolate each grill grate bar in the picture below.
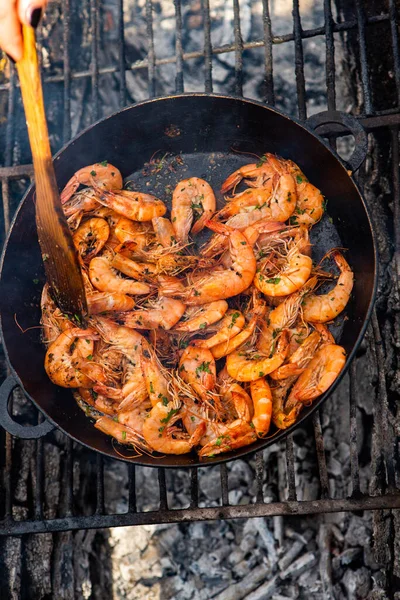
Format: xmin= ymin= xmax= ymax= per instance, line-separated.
xmin=118 ymin=0 xmax=127 ymax=107
xmin=0 ymin=14 xmax=391 ymax=94
xmin=391 ymin=126 xmax=400 ymax=290
xmin=312 ymin=412 xmax=329 ymax=499
xmin=128 ymin=464 xmax=137 ymax=512
xmin=34 ymin=426 xmax=44 ymax=520
xmin=90 ymin=0 xmax=100 ymax=121
xmin=174 ymin=0 xmax=184 ymax=93
xmin=95 ymin=454 xmax=105 ymax=515
xmin=262 ymin=0 xmax=274 ymax=105
xmin=189 ymin=467 xmax=198 ymax=508
xmin=4 ymin=431 xmax=12 ymax=519
xmin=371 ymin=312 xmax=396 ymax=493
xmin=323 ymin=0 xmax=336 ymax=111
xmin=355 ymin=0 xmax=373 ymax=115
xmin=158 ymin=468 xmax=168 ymax=510
xmin=292 ymin=0 xmax=307 ymax=120
xmin=220 ymin=464 xmax=229 ymax=506
xmin=64 ymin=438 xmax=74 ymax=517
xmin=1 ymin=180 xmax=11 ymax=235
xmin=3 ymin=494 xmax=400 ymax=536
xmin=285 ymin=435 xmax=297 ymax=501
xmin=349 ymin=361 xmax=361 ymax=497
xmin=202 ymin=0 xmax=213 ymax=93
xmin=62 ymin=0 xmax=71 ymax=142
xmin=233 ymin=0 xmax=243 ymax=96
xmin=255 ymin=452 xmax=265 ymax=504
xmin=388 ymin=0 xmax=400 ymax=105
xmin=146 ymin=0 xmax=156 ymax=99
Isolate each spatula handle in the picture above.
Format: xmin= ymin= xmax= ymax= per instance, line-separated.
xmin=16 ymin=26 xmax=88 ymax=320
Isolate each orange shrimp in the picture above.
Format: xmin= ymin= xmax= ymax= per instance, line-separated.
xmin=250 ymin=378 xmax=272 ymax=435
xmin=61 ymin=162 xmax=123 ymax=204
xmin=302 ymin=251 xmax=353 ymax=322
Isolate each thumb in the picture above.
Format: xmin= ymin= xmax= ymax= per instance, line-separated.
xmin=17 ymin=0 xmax=47 ymax=28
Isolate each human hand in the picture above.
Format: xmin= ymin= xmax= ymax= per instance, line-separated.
xmin=0 ymin=0 xmax=47 ymax=62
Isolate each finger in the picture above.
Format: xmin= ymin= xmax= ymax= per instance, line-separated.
xmin=17 ymin=0 xmax=47 ymax=28
xmin=0 ymin=1 xmax=23 ymax=62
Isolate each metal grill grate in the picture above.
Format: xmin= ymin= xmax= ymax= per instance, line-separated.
xmin=0 ymin=0 xmax=399 ymax=537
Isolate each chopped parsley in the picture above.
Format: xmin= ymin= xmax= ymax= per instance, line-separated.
xmin=99 ymin=160 xmax=108 ymax=167
xmin=256 ymin=155 xmax=267 ymax=168
xmin=195 ymin=361 xmax=212 ymax=377
xmin=199 ymin=322 xmax=207 ymax=329
xmin=266 ymin=277 xmax=281 ymax=285
xmin=121 ymin=431 xmax=127 ymax=441
xmin=161 ymin=408 xmax=180 ymax=424
xmin=228 ymin=312 xmax=241 ymax=329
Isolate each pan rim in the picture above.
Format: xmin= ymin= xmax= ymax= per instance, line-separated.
xmin=0 ymin=93 xmax=378 ymax=468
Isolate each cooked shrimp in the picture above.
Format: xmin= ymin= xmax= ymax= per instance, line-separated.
xmin=211 ymin=297 xmax=266 ymax=359
xmin=285 ymin=160 xmax=324 ymax=226
xmin=174 ymin=301 xmax=228 ymax=333
xmin=220 ymin=156 xmax=277 ymax=194
xmin=285 ymin=344 xmax=346 ymax=409
xmin=89 ymin=256 xmax=151 ymax=295
xmin=63 ymin=188 xmax=101 ymax=218
xmin=95 ymin=416 xmax=152 ymax=452
xmin=87 ymin=291 xmax=135 ymax=314
xmin=152 ymin=217 xmax=178 ymax=248
xmin=218 ymin=372 xmax=253 ymax=422
xmin=118 ymin=297 xmax=186 ymax=330
xmin=141 ymin=352 xmax=170 ymax=406
xmin=254 ymin=248 xmax=312 ymax=297
xmin=250 ymin=378 xmax=272 ymax=435
xmin=268 ymin=276 xmax=317 ymax=332
xmin=179 ymin=345 xmax=216 ymax=397
xmin=302 ymin=251 xmax=354 ymax=322
xmin=171 ymin=177 xmax=216 ymax=242
xmin=269 ymin=330 xmax=321 ymax=380
xmin=157 ymin=275 xmax=186 ymax=297
xmin=44 ymin=328 xmax=99 ymax=388
xmin=92 ymin=318 xmax=149 ymax=404
xmin=143 ymin=402 xmax=205 ymax=454
xmin=217 ymin=187 xmax=274 ymax=219
xmin=193 ymin=309 xmax=245 ymax=348
xmin=181 ymin=222 xmax=256 ymax=304
xmin=98 ymin=189 xmax=166 ymax=221
xmin=111 ymin=253 xmax=157 ymax=280
xmin=226 ymin=330 xmax=289 ymax=382
xmin=198 ymin=420 xmax=257 ymax=458
xmin=114 ymin=217 xmax=147 ymax=244
xmin=61 ymin=162 xmax=123 ymax=204
xmin=117 ymin=401 xmax=152 ymax=432
xmin=72 ymin=217 xmax=110 ymax=261
xmin=200 ymin=218 xmax=284 ymax=261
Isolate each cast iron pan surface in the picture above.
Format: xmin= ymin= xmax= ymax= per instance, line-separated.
xmin=0 ymin=95 xmax=377 ymax=467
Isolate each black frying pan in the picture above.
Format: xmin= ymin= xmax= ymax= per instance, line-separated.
xmin=0 ymin=94 xmax=377 ymax=467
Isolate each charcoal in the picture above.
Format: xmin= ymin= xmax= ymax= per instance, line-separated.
xmin=333 ymin=547 xmax=363 ymax=567
xmin=278 ymin=541 xmax=305 ymax=572
xmin=345 ymin=516 xmax=371 ymax=547
xmin=280 ymin=552 xmax=318 ymax=580
xmin=245 ymin=575 xmax=279 ymax=600
xmin=342 ymin=567 xmax=371 ymax=599
xmin=213 ymin=565 xmax=268 ymax=600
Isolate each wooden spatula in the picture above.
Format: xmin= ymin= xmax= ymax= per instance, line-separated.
xmin=16 ymin=25 xmax=88 ymax=324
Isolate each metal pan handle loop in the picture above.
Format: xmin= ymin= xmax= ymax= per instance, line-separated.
xmin=305 ymin=110 xmax=368 ymax=173
xmin=0 ymin=375 xmax=54 ymax=439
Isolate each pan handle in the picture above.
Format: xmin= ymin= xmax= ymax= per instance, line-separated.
xmin=305 ymin=110 xmax=368 ymax=172
xmin=0 ymin=375 xmax=55 ymax=439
